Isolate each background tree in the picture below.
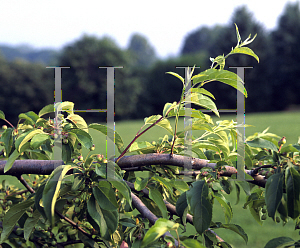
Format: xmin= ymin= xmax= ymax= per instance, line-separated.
xmin=127 ymin=33 xmax=157 ymax=68
xmin=269 ymin=2 xmax=300 ymax=110
xmin=58 ymin=35 xmax=142 ymax=122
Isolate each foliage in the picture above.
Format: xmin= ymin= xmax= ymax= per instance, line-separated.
xmin=0 ymin=25 xmax=299 ymax=248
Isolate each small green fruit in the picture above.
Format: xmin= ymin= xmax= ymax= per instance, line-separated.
xmin=63 ymin=139 xmax=68 ymax=144
xmin=262 ymin=208 xmax=267 ymax=213
xmin=0 ymin=200 xmax=3 ymax=204
xmin=90 ymin=144 xmax=95 ymax=151
xmin=51 ymin=241 xmax=56 ymax=246
xmin=2 ymin=125 xmax=7 ymax=130
xmin=78 ymin=155 xmax=83 ymax=161
xmin=75 ymin=206 xmax=81 ymax=213
xmin=276 ymin=217 xmax=280 ymax=223
xmin=7 ymin=200 xmax=12 ymax=206
xmin=74 ymin=198 xmax=80 ymax=204
xmin=261 ymin=215 xmax=267 ymax=220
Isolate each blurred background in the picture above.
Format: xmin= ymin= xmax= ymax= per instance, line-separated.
xmin=0 ymin=0 xmax=299 ymax=124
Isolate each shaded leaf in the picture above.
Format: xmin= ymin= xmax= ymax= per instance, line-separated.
xmin=149 ymin=188 xmax=168 ymax=219
xmin=264 ymin=237 xmax=294 ymax=248
xmin=38 ymin=104 xmax=54 ymax=117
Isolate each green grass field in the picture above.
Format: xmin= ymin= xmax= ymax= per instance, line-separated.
xmin=1 ymin=110 xmax=299 ymax=247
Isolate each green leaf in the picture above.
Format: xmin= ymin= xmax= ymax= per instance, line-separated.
xmin=93 ymin=182 xmax=118 ymax=211
xmin=183 ymin=92 xmax=219 ymax=117
xmin=110 ymin=179 xmax=132 ymax=208
xmin=87 ymin=195 xmax=118 ymax=240
xmin=128 ymin=141 xmax=154 ymax=153
xmin=151 ymin=176 xmax=173 ymax=194
xmin=66 ymin=114 xmax=88 ymax=132
xmin=141 ymin=218 xmax=179 ymax=247
xmin=149 ymin=188 xmax=168 ymax=219
xmin=89 ymin=123 xmax=124 ymax=153
xmin=16 ymin=129 xmax=44 ymax=152
xmin=144 ymin=115 xmax=173 ymax=135
xmin=4 ymin=149 xmax=20 ymax=173
xmin=0 ymin=110 xmax=5 ymax=120
xmin=0 ymin=198 xmax=34 ymax=243
xmin=176 ymin=191 xmax=188 ymax=218
xmin=166 ymin=71 xmax=184 ymax=85
xmin=42 ymin=164 xmax=73 ymax=226
xmin=163 ymin=102 xmax=178 ymax=117
xmin=167 ymin=108 xmax=206 ymax=120
xmin=190 ymin=88 xmax=215 ymax=100
xmin=180 ymin=239 xmax=205 ymax=248
xmin=134 ymin=177 xmax=148 ymax=191
xmin=1 ymin=128 xmax=14 ymax=156
xmin=212 ymin=192 xmax=233 ymax=224
xmin=38 ymin=104 xmax=54 ymax=117
xmin=186 ymin=180 xmax=212 ymax=235
xmin=264 ymin=237 xmax=294 ymax=248
xmin=54 ymin=101 xmax=74 ymax=114
xmin=265 ymin=172 xmax=284 ymax=220
xmin=24 ymin=209 xmax=41 ymax=241
xmin=30 ymin=133 xmax=50 ymax=149
xmin=18 ymin=111 xmax=39 ymax=125
xmin=247 ymin=138 xmax=278 ymax=152
xmin=230 ymin=47 xmax=259 ymax=63
xmin=285 ymin=167 xmax=300 ymax=219
xmin=220 ymin=223 xmax=248 ymax=244
xmin=68 ymin=129 xmax=93 ymax=150
xmin=234 ymin=23 xmax=242 ymax=45
xmin=192 ymin=68 xmax=247 ymax=98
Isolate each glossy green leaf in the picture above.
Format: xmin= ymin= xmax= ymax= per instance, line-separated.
xmin=24 ymin=209 xmax=41 ymax=240
xmin=68 ymin=128 xmax=93 ymax=150
xmin=167 ymin=108 xmax=205 ymax=119
xmin=207 ymin=137 xmax=230 ymax=159
xmin=38 ymin=104 xmax=54 ymax=117
xmin=192 ymin=69 xmax=247 ymax=98
xmin=17 ymin=129 xmax=44 ymax=152
xmin=166 ymin=71 xmax=184 ymax=85
xmin=186 ymin=180 xmax=212 ymax=235
xmin=144 ymin=115 xmax=173 ymax=134
xmin=212 ymin=192 xmax=233 ymax=224
xmin=0 ymin=110 xmax=5 ymax=120
xmin=190 ymin=88 xmax=215 ymax=99
xmin=93 ymin=182 xmax=118 ymax=211
xmin=128 ymin=141 xmax=154 ymax=153
xmin=66 ymin=114 xmax=88 ymax=132
xmin=176 ymin=191 xmax=188 ymax=217
xmin=110 ymin=179 xmax=132 ymax=208
xmin=163 ymin=102 xmax=178 ymax=117
xmin=172 ymin=180 xmax=189 ymax=193
xmin=220 ymin=223 xmax=248 ymax=244
xmin=180 ymin=239 xmax=205 ymax=248
xmin=89 ymin=123 xmax=124 ymax=153
xmin=18 ymin=111 xmax=39 ymax=125
xmin=87 ymin=195 xmax=118 ymax=240
xmin=35 ymin=183 xmax=47 ymax=220
xmin=4 ymin=149 xmax=20 ymax=173
xmin=141 ymin=218 xmax=179 ymax=247
xmin=230 ymin=47 xmax=259 ymax=63
xmin=151 ymin=176 xmax=173 ymax=194
xmin=183 ymin=92 xmax=219 ymax=117
xmin=264 ymin=237 xmax=294 ymax=248
xmin=265 ymin=172 xmax=284 ymax=220
xmin=285 ymin=167 xmax=300 ymax=219
xmin=149 ymin=188 xmax=168 ymax=219
xmin=42 ymin=164 xmax=73 ymax=226
xmin=54 ymin=101 xmax=74 ymax=114
xmin=30 ymin=133 xmax=50 ymax=149
xmin=0 ymin=198 xmax=34 ymax=243
xmin=247 ymin=138 xmax=278 ymax=152
xmin=1 ymin=128 xmax=14 ymax=156
xmin=134 ymin=177 xmax=148 ymax=191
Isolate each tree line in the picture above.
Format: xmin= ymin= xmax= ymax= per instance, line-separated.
xmin=0 ymin=3 xmax=299 ymax=124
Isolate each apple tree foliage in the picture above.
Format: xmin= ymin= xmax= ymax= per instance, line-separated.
xmin=0 ymin=25 xmax=300 ymax=248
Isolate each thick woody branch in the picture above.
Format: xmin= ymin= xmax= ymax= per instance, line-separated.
xmin=127 ymin=181 xmax=224 ymax=243
xmin=0 ymin=154 xmax=267 ymax=187
xmin=131 ymin=192 xmax=179 ymax=247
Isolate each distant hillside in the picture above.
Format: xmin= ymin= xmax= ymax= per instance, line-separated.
xmin=0 ymin=44 xmax=59 ymax=64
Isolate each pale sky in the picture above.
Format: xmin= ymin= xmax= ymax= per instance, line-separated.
xmin=1 ymin=0 xmax=299 ymax=58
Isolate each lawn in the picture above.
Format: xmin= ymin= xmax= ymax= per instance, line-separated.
xmin=0 ymin=110 xmax=299 ymax=247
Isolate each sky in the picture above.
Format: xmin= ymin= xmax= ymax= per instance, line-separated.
xmin=1 ymin=0 xmax=299 ymax=59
